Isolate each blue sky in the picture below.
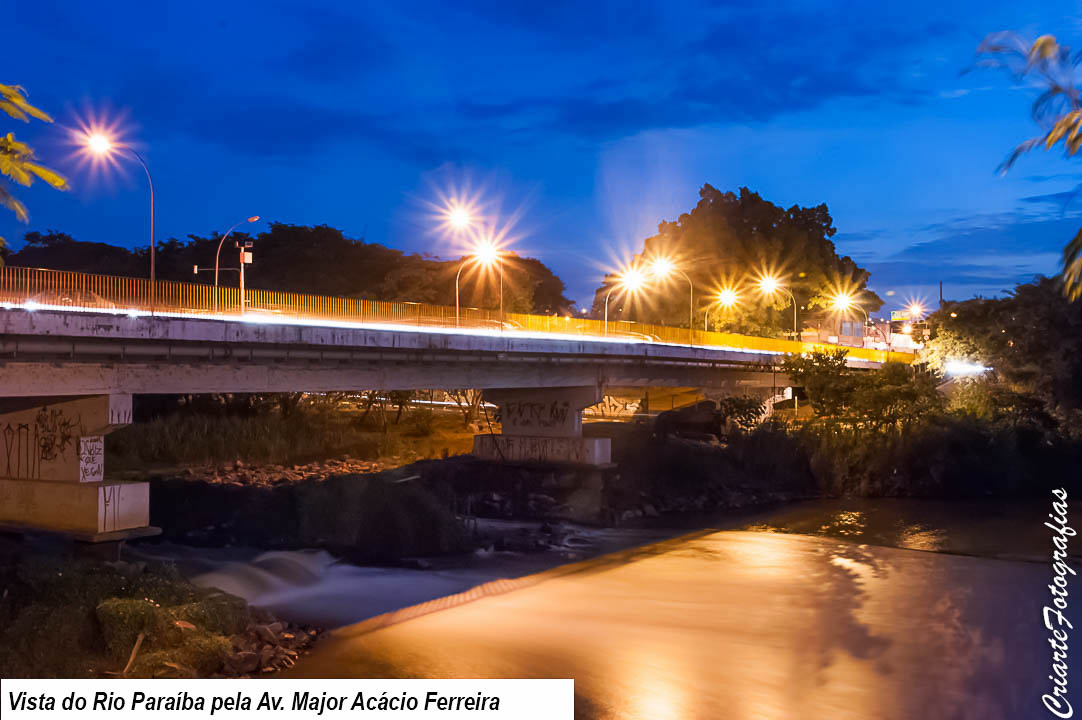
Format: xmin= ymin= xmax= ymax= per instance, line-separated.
xmin=4 ymin=0 xmax=1082 ymax=310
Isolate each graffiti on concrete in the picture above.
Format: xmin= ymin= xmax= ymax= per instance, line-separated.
xmin=2 ymin=407 xmax=80 ymax=480
xmin=583 ymin=395 xmax=642 ymax=418
xmin=79 ymin=436 xmax=105 ymax=483
xmin=497 ymin=400 xmax=572 ymax=430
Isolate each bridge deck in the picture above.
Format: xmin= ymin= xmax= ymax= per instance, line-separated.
xmin=0 ymin=266 xmax=914 ymax=366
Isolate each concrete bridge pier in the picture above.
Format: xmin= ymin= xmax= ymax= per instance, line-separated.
xmin=473 ymin=386 xmax=611 ymax=466
xmin=0 ymin=394 xmax=153 ymax=540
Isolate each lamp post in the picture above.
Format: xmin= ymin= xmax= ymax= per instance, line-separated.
xmin=757 ymin=275 xmax=799 ymax=341
xmin=84 ymin=134 xmax=157 ymax=305
xmin=603 ymin=266 xmax=647 ymax=336
xmin=830 ymin=292 xmax=882 ymax=346
xmin=705 ymin=287 xmax=739 ymax=331
xmin=648 ymin=256 xmax=694 ymax=344
xmin=455 ymin=241 xmax=504 ymax=328
xmin=214 ymin=216 xmax=260 ymax=313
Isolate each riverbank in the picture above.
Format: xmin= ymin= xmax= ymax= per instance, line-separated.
xmin=0 ymin=535 xmax=320 ymax=678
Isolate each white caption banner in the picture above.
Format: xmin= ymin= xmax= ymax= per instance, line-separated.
xmin=1 ymin=679 xmax=573 ymax=719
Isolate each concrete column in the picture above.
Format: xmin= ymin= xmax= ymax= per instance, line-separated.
xmin=473 ymin=386 xmax=611 ymax=465
xmin=0 ymin=394 xmax=151 ymax=538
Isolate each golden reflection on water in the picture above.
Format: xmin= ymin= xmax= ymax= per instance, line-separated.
xmin=618 ymin=645 xmax=690 ymax=720
xmin=896 ymin=524 xmax=948 ymax=551
xmin=819 ymin=510 xmax=866 ymax=538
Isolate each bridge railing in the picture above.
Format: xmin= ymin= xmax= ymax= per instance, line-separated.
xmin=0 ymin=265 xmax=915 ymax=364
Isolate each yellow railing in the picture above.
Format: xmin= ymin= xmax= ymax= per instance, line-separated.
xmin=0 ymin=266 xmax=915 ymax=365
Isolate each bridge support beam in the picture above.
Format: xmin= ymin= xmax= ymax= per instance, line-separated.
xmin=473 ymin=386 xmax=611 ymax=466
xmin=0 ymin=394 xmax=151 ymax=539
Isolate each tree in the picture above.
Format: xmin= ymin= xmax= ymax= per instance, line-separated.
xmin=5 ymin=223 xmax=573 ymax=314
xmin=783 ymin=350 xmax=941 ymax=427
xmin=924 ymin=276 xmax=1082 ymax=412
xmin=0 ymin=84 xmax=68 ymax=254
xmin=782 ymin=349 xmax=854 ymax=416
xmin=593 ymin=186 xmax=880 ymax=336
xmin=976 ymin=33 xmax=1082 ymax=299
xmin=848 ymin=363 xmax=943 ymax=430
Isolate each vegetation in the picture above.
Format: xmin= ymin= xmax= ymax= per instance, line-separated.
xmin=0 ymin=553 xmax=287 ymax=678
xmin=923 ymin=276 xmax=1082 ymax=415
xmin=107 ymin=394 xmax=478 ymax=471
xmin=783 ymin=351 xmax=943 ymax=430
xmin=593 ymin=185 xmax=881 ymax=335
xmin=977 ymin=32 xmax=1082 ymax=299
xmin=2 ymin=224 xmax=573 ymax=314
xmin=0 ymin=84 xmax=67 ymax=252
xmin=757 ymin=286 xmax=1082 ymax=498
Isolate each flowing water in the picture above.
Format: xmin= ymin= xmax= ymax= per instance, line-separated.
xmin=137 ymin=498 xmax=1076 ymax=717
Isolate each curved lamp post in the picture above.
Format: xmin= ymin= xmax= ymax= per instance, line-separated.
xmin=455 ymin=241 xmax=504 ymax=328
xmin=603 ymin=266 xmax=647 ymax=336
xmin=85 ymin=134 xmax=157 ymax=304
xmin=214 ymin=216 xmax=260 ymax=312
xmin=648 ymin=256 xmax=694 ymax=344
xmin=705 ymin=287 xmax=739 ymax=331
xmin=758 ymin=275 xmax=799 ymax=341
xmin=831 ymin=292 xmax=888 ymax=346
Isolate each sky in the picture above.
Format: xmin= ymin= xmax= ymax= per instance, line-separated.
xmin=4 ymin=0 xmax=1082 ymax=311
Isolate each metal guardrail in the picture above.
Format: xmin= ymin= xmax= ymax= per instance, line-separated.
xmin=0 ymin=266 xmax=916 ymax=364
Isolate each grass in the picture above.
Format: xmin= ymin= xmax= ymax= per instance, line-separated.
xmin=0 ymin=554 xmax=252 ymax=678
xmin=106 ymin=405 xmax=478 ymax=472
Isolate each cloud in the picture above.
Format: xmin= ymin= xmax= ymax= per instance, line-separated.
xmin=1018 ymin=189 xmax=1082 ymax=210
xmin=857 ymin=207 xmax=1077 ymax=298
xmin=1022 ymin=172 xmax=1082 ymax=183
xmin=452 ymin=6 xmax=952 ymax=142
xmin=274 ymin=5 xmax=396 ymax=82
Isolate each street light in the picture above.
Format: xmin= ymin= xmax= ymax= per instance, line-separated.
xmin=455 ymin=239 xmax=505 ymax=327
xmin=757 ymin=274 xmax=798 ymax=340
xmin=448 ymin=205 xmax=472 ymax=231
xmin=705 ymin=286 xmax=739 ymax=331
xmin=83 ymin=132 xmax=157 ymax=303
xmin=604 ymin=266 xmax=647 ymax=336
xmin=831 ymin=291 xmax=889 ymax=346
xmin=648 ymin=255 xmax=694 ymax=343
xmin=214 ymin=216 xmax=260 ymax=313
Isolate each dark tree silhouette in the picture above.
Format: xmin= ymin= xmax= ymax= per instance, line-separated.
xmin=3 ymin=223 xmax=574 ymax=315
xmin=594 ymin=185 xmax=880 ymax=336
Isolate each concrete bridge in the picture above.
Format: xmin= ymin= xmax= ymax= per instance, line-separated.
xmin=0 ymin=266 xmax=913 ymax=540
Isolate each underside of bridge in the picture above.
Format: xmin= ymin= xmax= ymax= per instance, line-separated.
xmin=0 ymin=310 xmax=798 ymax=537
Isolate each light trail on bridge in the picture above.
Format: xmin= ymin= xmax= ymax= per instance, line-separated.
xmin=0 ymin=266 xmax=915 ymax=366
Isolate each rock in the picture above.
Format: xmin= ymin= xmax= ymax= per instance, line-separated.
xmin=253 ymin=624 xmax=279 ymax=645
xmin=642 ymin=503 xmax=659 ymax=517
xmin=259 ymin=645 xmax=276 ymax=669
xmin=233 ymin=651 xmax=259 ymax=674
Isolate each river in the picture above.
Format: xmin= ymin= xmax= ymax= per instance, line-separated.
xmin=137 ymin=498 xmax=1077 ymax=718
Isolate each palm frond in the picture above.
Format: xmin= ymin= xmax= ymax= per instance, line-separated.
xmin=0 ymin=83 xmax=52 ymax=123
xmin=0 ymin=183 xmax=29 ymax=223
xmin=1063 ymin=228 xmax=1082 ymax=301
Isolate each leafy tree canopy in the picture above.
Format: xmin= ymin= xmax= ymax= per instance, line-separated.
xmin=783 ymin=350 xmax=942 ymax=429
xmin=923 ymin=276 xmax=1082 ymax=412
xmin=2 ymin=224 xmax=574 ymax=315
xmin=593 ymin=186 xmax=881 ymax=336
